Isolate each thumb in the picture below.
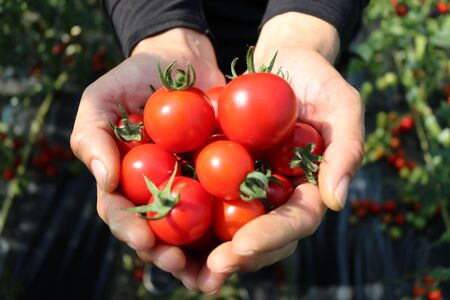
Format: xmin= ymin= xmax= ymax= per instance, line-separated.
xmin=318 ymin=86 xmax=365 ymax=211
xmin=70 ymin=88 xmax=121 ymax=192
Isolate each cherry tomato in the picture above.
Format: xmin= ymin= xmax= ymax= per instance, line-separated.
xmin=412 ymin=285 xmax=426 ymax=297
xmin=213 ymin=198 xmax=265 ymax=241
xmin=192 ymin=133 xmax=227 ymax=161
xmin=396 ymin=4 xmax=408 ymax=16
xmin=120 ymin=143 xmax=179 ymax=205
xmin=196 ymin=140 xmax=254 ymax=200
xmin=218 ymin=72 xmax=298 ymax=150
xmin=113 ymin=114 xmax=151 ymax=156
xmin=144 ymin=86 xmax=215 ymax=153
xmin=147 ymin=176 xmax=213 ymax=246
xmin=436 ymin=2 xmax=448 ymax=14
xmin=267 ymin=174 xmax=293 ymax=209
xmin=265 ymin=122 xmax=324 ymax=177
xmin=427 ymin=290 xmax=443 ymax=300
xmin=205 ymin=86 xmax=224 ymax=133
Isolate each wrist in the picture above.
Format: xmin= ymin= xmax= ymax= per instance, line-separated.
xmin=131 ymin=28 xmax=216 ymax=63
xmin=256 ymin=12 xmax=340 ymax=64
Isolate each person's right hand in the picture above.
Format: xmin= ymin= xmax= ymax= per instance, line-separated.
xmin=70 ymin=28 xmax=225 ymax=289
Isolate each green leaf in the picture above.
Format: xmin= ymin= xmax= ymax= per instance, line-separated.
xmin=430 ymin=18 xmax=450 ymax=48
xmin=429 ymin=266 xmax=450 ymax=282
xmin=437 ymin=231 xmax=450 ymax=244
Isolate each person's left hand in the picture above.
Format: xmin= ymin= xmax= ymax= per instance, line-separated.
xmin=195 ymin=13 xmax=365 ymax=294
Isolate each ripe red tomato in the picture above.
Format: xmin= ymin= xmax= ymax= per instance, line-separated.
xmin=218 ymin=72 xmax=298 ymax=150
xmin=436 ymin=2 xmax=448 ymax=14
xmin=147 ymin=176 xmax=213 ymax=246
xmin=412 ymin=285 xmax=426 ymax=297
xmin=427 ymin=290 xmax=443 ymax=300
xmin=112 ymin=113 xmax=151 ymax=155
xmin=192 ymin=133 xmax=227 ymax=161
xmin=205 ymin=86 xmax=224 ymax=133
xmin=120 ymin=143 xmax=179 ymax=205
xmin=398 ymin=115 xmax=414 ymax=132
xmin=144 ymin=86 xmax=215 ymax=153
xmin=213 ymin=198 xmax=265 ymax=241
xmin=396 ymin=4 xmax=408 ymax=16
xmin=267 ymin=174 xmax=293 ymax=209
xmin=196 ymin=140 xmax=254 ymax=200
xmin=265 ymin=122 xmax=324 ymax=177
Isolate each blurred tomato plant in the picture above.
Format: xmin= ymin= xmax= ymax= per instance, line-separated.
xmin=349 ymin=0 xmax=450 ymax=298
xmin=0 ymin=0 xmax=119 ymax=234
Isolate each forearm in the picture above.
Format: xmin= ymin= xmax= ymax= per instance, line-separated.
xmin=256 ymin=12 xmax=340 ymax=64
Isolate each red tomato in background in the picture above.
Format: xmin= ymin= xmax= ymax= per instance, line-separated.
xmin=213 ymin=198 xmax=265 ymax=241
xmin=113 ymin=114 xmax=151 ymax=156
xmin=267 ymin=174 xmax=294 ymax=209
xmin=120 ymin=143 xmax=179 ymax=205
xmin=147 ymin=176 xmax=213 ymax=246
xmin=196 ymin=140 xmax=254 ymax=200
xmin=144 ymin=87 xmax=215 ymax=153
xmin=265 ymin=122 xmax=324 ymax=177
xmin=205 ymin=86 xmax=224 ymax=133
xmin=218 ymin=73 xmax=298 ymax=150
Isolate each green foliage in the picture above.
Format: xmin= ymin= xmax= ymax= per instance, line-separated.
xmin=350 ymin=0 xmax=450 ymax=293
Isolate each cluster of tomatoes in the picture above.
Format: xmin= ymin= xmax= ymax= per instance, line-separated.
xmin=112 ymin=47 xmax=324 ymax=248
xmin=0 ymin=132 xmax=73 ymax=182
xmin=412 ymin=275 xmax=443 ymax=300
xmin=391 ymin=0 xmax=449 ymax=16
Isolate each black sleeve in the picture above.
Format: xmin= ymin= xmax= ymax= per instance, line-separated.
xmin=103 ymin=0 xmax=209 ymax=57
xmin=261 ymin=0 xmax=370 ymax=49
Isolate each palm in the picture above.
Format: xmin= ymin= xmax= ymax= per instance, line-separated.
xmin=200 ymin=47 xmax=364 ymax=292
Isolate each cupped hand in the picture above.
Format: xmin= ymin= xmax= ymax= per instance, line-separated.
xmin=70 ymin=28 xmax=225 ymax=290
xmin=197 ymin=13 xmax=365 ymax=293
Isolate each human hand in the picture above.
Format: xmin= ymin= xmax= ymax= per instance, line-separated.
xmin=196 ymin=13 xmax=365 ymax=293
xmin=70 ymin=28 xmax=226 ymax=290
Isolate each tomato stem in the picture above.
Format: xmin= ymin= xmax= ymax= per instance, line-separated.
xmin=290 ymin=144 xmax=323 ymax=185
xmin=157 ymin=60 xmax=196 ymax=90
xmin=246 ymin=46 xmax=256 ymax=74
xmin=123 ymin=163 xmax=180 ymax=220
xmin=240 ymin=170 xmax=270 ymax=201
xmin=109 ymin=103 xmax=144 ymax=142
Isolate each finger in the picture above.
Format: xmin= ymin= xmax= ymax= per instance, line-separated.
xmin=97 ymin=187 xmax=155 ymax=250
xmin=207 ymin=241 xmax=297 ymax=274
xmin=70 ymin=86 xmax=122 ymax=192
xmin=172 ymin=257 xmax=202 ymax=292
xmin=137 ymin=244 xmax=186 ymax=273
xmin=318 ymin=84 xmax=365 ymax=211
xmin=232 ymin=183 xmax=326 ymax=255
xmin=197 ymin=266 xmax=230 ymax=294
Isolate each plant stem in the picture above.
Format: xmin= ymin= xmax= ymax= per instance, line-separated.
xmin=0 ymin=91 xmax=54 ymax=235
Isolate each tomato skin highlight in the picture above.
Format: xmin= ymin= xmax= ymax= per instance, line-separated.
xmin=267 ymin=174 xmax=294 ymax=209
xmin=196 ymin=140 xmax=254 ymax=200
xmin=147 ymin=176 xmax=213 ymax=246
xmin=144 ymin=87 xmax=215 ymax=153
xmin=213 ymin=198 xmax=265 ymax=242
xmin=120 ymin=143 xmax=179 ymax=205
xmin=218 ymin=73 xmax=298 ymax=150
xmin=265 ymin=122 xmax=324 ymax=177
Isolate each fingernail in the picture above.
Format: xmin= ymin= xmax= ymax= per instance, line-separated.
xmin=334 ymin=175 xmax=350 ymax=209
xmin=91 ymin=159 xmax=108 ymax=190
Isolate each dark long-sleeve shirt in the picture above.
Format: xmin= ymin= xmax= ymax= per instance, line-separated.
xmin=103 ymin=0 xmax=369 ymax=70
